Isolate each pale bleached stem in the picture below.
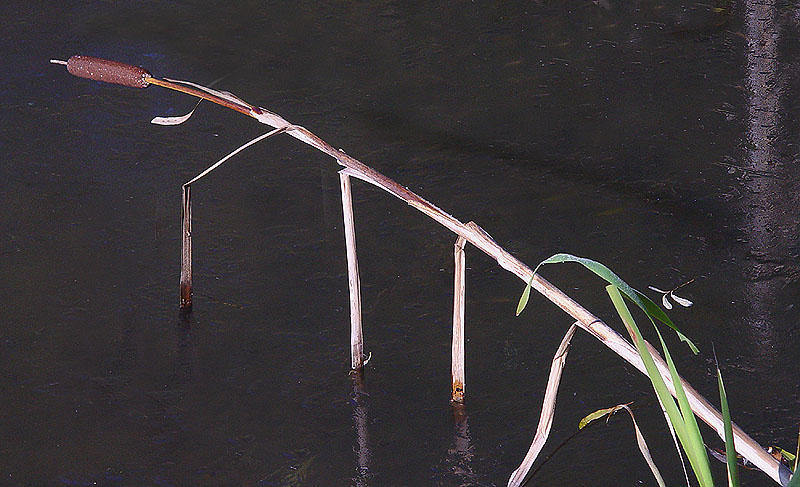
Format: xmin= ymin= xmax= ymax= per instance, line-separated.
xmin=507 ymin=323 xmax=578 ymax=487
xmin=179 ymin=185 xmax=192 ymax=311
xmin=179 ymin=127 xmax=286 ymax=310
xmin=251 ymin=108 xmax=790 ymax=486
xmin=339 ymin=171 xmax=364 ymax=371
xmin=452 ymin=235 xmax=467 ymax=403
xmin=185 ymin=127 xmax=286 ymax=186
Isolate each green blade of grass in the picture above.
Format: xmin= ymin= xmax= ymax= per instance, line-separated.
xmin=606 ymin=287 xmax=689 ymax=443
xmin=788 ymin=426 xmax=800 ymax=487
xmin=655 ymin=325 xmax=713 ymax=487
xmin=789 ymin=468 xmax=800 ymax=487
xmin=717 ymin=364 xmax=740 ymax=487
xmin=578 ymin=405 xmax=619 ymax=430
xmin=607 ymin=285 xmax=713 ymax=487
xmin=517 ymin=254 xmax=698 ymax=353
xmin=516 ymin=279 xmax=531 ymax=316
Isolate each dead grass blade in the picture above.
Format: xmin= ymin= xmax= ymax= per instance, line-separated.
xmin=507 ymin=323 xmax=577 ymax=487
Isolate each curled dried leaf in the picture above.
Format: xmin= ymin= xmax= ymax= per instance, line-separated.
xmin=151 ymin=107 xmax=197 ymax=125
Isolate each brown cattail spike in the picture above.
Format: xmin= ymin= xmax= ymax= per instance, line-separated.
xmin=66 ymin=55 xmax=151 ymax=88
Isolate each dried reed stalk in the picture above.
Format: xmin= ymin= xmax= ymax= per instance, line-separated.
xmin=178 ymin=127 xmax=286 ymax=311
xmin=507 ymin=323 xmax=577 ymax=487
xmin=53 ymin=57 xmax=791 ymax=485
xmin=339 ymin=171 xmax=364 ymax=371
xmin=451 ymin=236 xmax=467 ymax=403
xmin=235 ymin=105 xmax=791 ymax=485
xmin=301 ymin=146 xmax=790 ymax=486
xmin=180 ymin=184 xmax=192 ymax=311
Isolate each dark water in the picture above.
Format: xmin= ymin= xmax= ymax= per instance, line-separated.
xmin=4 ymin=1 xmax=800 ymax=485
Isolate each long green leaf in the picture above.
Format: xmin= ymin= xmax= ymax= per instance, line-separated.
xmin=607 ymin=285 xmax=713 ymax=487
xmin=788 ymin=428 xmax=800 ymax=487
xmin=517 ymin=254 xmax=698 ymax=353
xmin=606 ymin=287 xmax=688 ymax=443
xmin=717 ymin=364 xmax=739 ymax=487
xmin=656 ymin=325 xmax=713 ymax=486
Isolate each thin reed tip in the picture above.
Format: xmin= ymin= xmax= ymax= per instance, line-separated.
xmin=50 ymin=59 xmax=68 ymax=65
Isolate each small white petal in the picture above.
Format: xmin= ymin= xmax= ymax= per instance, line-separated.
xmin=648 ymin=286 xmax=669 ymax=294
xmin=662 ymin=294 xmax=673 ymax=310
xmin=670 ymin=293 xmax=693 ymax=307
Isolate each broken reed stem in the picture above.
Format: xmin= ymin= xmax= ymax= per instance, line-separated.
xmin=180 ymin=184 xmax=192 ymax=311
xmin=58 ymin=57 xmax=787 ymax=484
xmin=452 ymin=236 xmax=467 ymax=403
xmin=507 ymin=323 xmax=577 ymax=487
xmin=246 ymin=118 xmax=788 ymax=485
xmin=340 ymin=171 xmax=364 ymax=371
xmin=178 ymin=127 xmax=287 ymax=312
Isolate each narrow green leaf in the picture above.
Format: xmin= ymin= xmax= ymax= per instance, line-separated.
xmin=516 ymin=276 xmax=532 ymax=316
xmin=606 ymin=286 xmax=689 ymax=445
xmin=795 ymin=424 xmax=799 ymax=472
xmin=655 ymin=326 xmax=713 ymax=487
xmin=608 ymin=285 xmax=715 ymax=487
xmin=578 ymin=406 xmax=617 ymax=429
xmin=789 ymin=466 xmax=800 ymax=487
xmin=536 ymin=253 xmax=698 ymax=353
xmin=788 ymin=427 xmax=800 ymax=487
xmin=717 ymin=365 xmax=739 ymax=487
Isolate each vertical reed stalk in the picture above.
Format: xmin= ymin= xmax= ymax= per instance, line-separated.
xmin=452 ymin=235 xmax=467 ymax=403
xmin=339 ymin=171 xmax=364 ymax=370
xmin=180 ymin=184 xmax=192 ymax=311
xmin=177 ymin=127 xmax=286 ymax=312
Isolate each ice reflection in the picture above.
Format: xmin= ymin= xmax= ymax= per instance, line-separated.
xmin=432 ymin=403 xmax=477 ymax=486
xmin=350 ymin=372 xmax=372 ymax=487
xmin=447 ymin=404 xmax=475 ymax=485
xmin=741 ymin=0 xmax=782 ymax=357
